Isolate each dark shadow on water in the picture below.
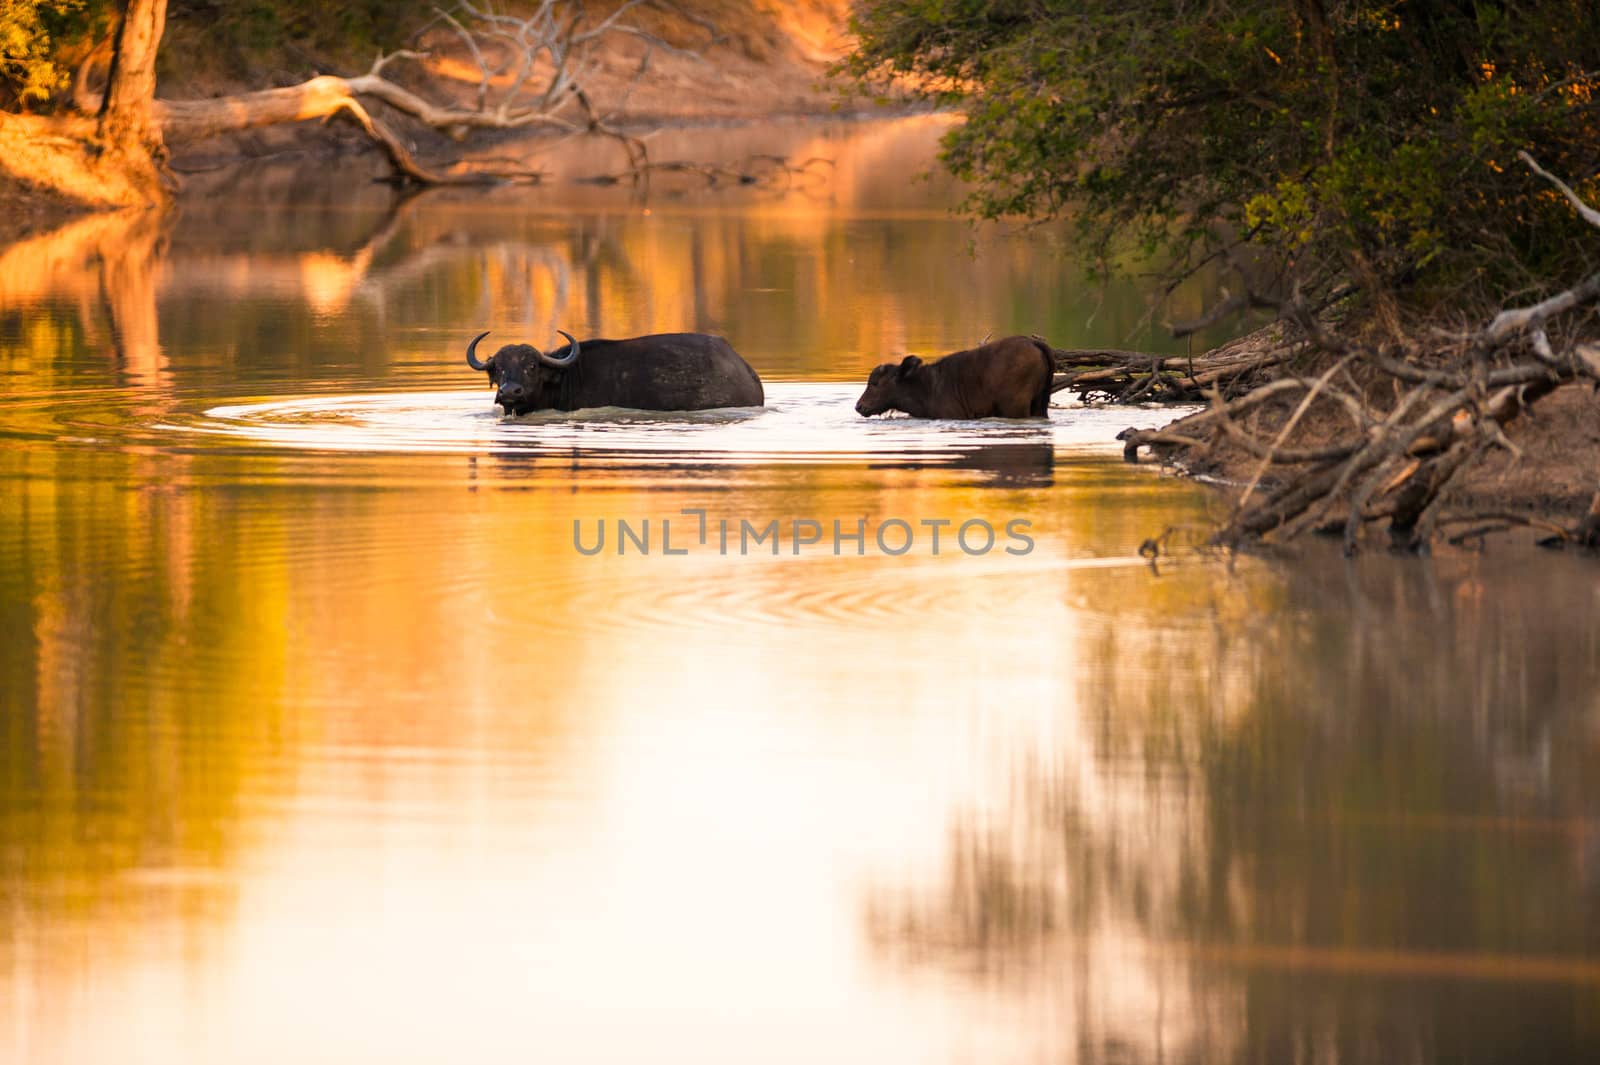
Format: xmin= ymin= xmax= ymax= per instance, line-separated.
xmin=868 ymin=442 xmax=1057 ymax=488
xmin=868 ymin=548 xmax=1600 ymax=1064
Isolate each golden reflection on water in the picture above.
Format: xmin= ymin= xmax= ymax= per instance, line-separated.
xmin=1 ymin=115 xmax=1251 ymax=408
xmin=2 ymin=446 xmax=1221 ymax=1064
xmin=3 ymin=117 xmax=1599 ymax=1064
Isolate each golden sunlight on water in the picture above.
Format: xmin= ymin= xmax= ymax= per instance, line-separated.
xmin=3 ymin=118 xmax=1600 ymax=1065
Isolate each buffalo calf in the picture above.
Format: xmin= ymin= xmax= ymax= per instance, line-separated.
xmin=855 ymin=335 xmax=1054 ymax=419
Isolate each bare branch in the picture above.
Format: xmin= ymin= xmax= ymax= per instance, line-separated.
xmin=1484 ymin=272 xmax=1600 ymax=343
xmin=369 ymin=49 xmax=430 ymax=77
xmin=1169 ymin=290 xmax=1279 ymax=338
xmin=432 ymin=7 xmax=494 ymax=111
xmin=95 ymin=1 xmax=755 ymax=193
xmin=1236 ymin=354 xmax=1355 ymax=507
xmin=1117 ymin=155 xmax=1600 ymax=552
xmin=1518 ymin=149 xmax=1600 ymax=230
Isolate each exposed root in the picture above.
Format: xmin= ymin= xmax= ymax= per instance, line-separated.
xmin=1438 ymin=511 xmax=1577 ymax=546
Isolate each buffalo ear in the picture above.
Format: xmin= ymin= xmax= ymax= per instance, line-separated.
xmin=897 ymin=355 xmax=923 ymax=377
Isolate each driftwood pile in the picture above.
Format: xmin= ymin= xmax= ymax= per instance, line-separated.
xmin=1049 ymin=336 xmax=1288 ymax=404
xmin=1052 ymin=152 xmax=1600 ymax=554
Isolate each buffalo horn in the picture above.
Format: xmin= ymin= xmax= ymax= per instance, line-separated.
xmin=537 ymin=331 xmax=581 ymax=368
xmin=465 ymin=330 xmax=492 ymax=371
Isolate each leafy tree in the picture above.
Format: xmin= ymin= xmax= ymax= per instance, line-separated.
xmin=843 ymin=1 xmax=1600 ymax=314
xmin=0 ymin=1 xmax=426 ymax=108
xmin=0 ymin=0 xmax=88 ymax=104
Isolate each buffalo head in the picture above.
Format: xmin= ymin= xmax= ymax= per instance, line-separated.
xmin=465 ymin=330 xmax=582 ymax=415
xmin=854 ymin=355 xmax=922 ymax=417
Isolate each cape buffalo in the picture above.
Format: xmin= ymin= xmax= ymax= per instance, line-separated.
xmin=855 ymin=335 xmax=1055 ymax=419
xmin=466 ymin=331 xmax=764 ymax=414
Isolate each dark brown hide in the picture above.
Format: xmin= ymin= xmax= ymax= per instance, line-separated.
xmin=855 ymin=336 xmax=1054 ymax=419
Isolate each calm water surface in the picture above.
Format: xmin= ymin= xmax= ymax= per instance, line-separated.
xmin=2 ymin=117 xmax=1598 ymax=1065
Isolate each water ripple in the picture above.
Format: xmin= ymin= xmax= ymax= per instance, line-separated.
xmin=163 ymin=383 xmax=1182 ymax=464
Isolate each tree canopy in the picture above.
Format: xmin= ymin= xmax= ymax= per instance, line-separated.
xmin=843 ymin=0 xmax=1600 ymax=315
xmin=0 ymin=0 xmax=95 ymax=103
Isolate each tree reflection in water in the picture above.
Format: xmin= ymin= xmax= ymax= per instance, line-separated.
xmin=7 ymin=116 xmax=1571 ymax=1064
xmin=870 ymin=550 xmax=1600 ymax=1064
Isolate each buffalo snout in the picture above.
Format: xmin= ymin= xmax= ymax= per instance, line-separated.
xmin=496 ymin=382 xmax=527 ymax=408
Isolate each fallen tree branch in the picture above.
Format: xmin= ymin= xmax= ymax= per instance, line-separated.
xmin=77 ymin=1 xmax=721 ymax=187
xmin=1118 ymin=373 xmax=1366 ymax=463
xmin=1050 ymin=330 xmax=1295 ymax=403
xmin=1236 ymin=354 xmax=1355 ymax=507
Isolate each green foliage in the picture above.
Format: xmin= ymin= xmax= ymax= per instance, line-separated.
xmin=0 ymin=0 xmax=431 ymax=108
xmin=843 ymin=0 xmax=1600 ymax=310
xmin=164 ymin=1 xmax=428 ymax=72
xmin=0 ymin=0 xmax=85 ymax=104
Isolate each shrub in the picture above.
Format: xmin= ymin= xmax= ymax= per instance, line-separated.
xmin=842 ymin=1 xmax=1600 ymax=314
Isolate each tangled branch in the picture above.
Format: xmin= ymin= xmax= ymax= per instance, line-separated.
xmin=1111 ymin=153 xmax=1600 ymax=554
xmin=1048 ymin=333 xmax=1295 ymax=404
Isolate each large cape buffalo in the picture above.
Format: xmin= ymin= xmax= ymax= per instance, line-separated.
xmin=854 ymin=335 xmax=1055 ymax=419
xmin=466 ymin=331 xmax=764 ymax=414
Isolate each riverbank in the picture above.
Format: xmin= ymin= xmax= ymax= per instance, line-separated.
xmin=1129 ymin=325 xmax=1600 ymax=539
xmin=159 ymin=0 xmax=863 ymax=173
xmin=0 ymin=111 xmax=150 ymax=242
xmin=0 ymin=171 xmax=90 ymax=242
xmin=0 ymin=0 xmax=866 ymax=241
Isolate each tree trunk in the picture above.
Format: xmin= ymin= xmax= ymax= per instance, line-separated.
xmin=96 ymin=0 xmax=170 ymax=200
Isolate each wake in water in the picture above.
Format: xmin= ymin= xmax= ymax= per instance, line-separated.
xmin=170 ymin=383 xmax=1183 ymax=463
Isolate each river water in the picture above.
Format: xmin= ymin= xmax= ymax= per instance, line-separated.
xmin=2 ymin=117 xmax=1597 ymax=1065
